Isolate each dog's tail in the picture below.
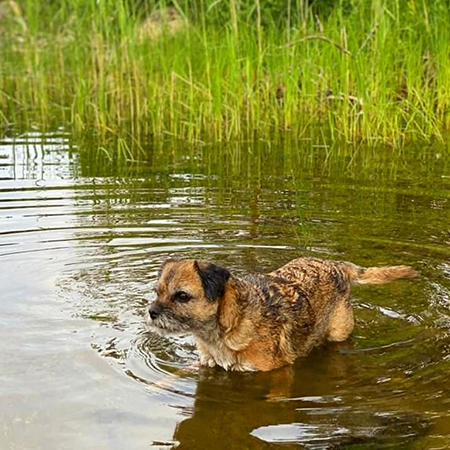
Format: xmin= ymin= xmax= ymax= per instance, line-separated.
xmin=340 ymin=262 xmax=418 ymax=285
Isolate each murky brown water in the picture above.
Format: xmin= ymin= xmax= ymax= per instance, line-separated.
xmin=1 ymin=132 xmax=450 ymax=449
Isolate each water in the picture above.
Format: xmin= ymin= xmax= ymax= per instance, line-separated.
xmin=1 ymin=131 xmax=450 ymax=450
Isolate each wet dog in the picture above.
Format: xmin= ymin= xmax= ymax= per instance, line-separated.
xmin=146 ymin=257 xmax=417 ymax=372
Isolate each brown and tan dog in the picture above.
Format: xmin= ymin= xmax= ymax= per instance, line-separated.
xmin=146 ymin=257 xmax=417 ymax=372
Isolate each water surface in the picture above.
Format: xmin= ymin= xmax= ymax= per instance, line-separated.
xmin=1 ymin=132 xmax=450 ymax=449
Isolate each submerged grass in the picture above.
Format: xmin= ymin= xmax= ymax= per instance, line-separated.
xmin=1 ymin=0 xmax=450 ymax=145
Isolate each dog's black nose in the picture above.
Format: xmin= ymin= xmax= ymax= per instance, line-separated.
xmin=149 ymin=304 xmax=161 ymax=320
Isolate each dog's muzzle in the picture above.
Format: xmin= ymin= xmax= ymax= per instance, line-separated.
xmin=148 ymin=303 xmax=162 ymax=320
xmin=146 ymin=302 xmax=183 ymax=334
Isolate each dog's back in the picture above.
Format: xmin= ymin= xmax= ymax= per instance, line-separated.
xmin=269 ymin=257 xmax=353 ymax=317
xmin=271 ymin=257 xmax=417 ymax=297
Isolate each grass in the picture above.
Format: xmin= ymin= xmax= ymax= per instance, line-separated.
xmin=1 ymin=0 xmax=450 ymax=146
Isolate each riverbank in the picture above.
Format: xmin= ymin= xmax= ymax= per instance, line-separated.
xmin=1 ymin=1 xmax=449 ymax=146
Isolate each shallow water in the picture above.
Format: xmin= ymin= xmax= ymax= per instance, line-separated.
xmin=1 ymin=132 xmax=450 ymax=450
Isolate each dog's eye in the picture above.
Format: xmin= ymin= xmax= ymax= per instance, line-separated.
xmin=173 ymin=291 xmax=191 ymax=302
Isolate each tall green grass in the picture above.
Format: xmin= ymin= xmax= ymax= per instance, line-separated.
xmin=1 ymin=0 xmax=450 ymax=145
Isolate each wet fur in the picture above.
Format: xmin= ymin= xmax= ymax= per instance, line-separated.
xmin=147 ymin=257 xmax=417 ymax=372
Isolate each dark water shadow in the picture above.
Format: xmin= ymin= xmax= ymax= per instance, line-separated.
xmin=169 ymin=345 xmax=430 ymax=450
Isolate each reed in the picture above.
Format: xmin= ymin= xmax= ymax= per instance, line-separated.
xmin=1 ymin=0 xmax=450 ymax=146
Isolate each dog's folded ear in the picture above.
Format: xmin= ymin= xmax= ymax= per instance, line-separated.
xmin=194 ymin=261 xmax=230 ymax=302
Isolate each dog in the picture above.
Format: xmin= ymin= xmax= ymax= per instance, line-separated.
xmin=146 ymin=257 xmax=417 ymax=372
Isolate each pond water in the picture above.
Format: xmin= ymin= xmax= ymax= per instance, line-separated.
xmin=1 ymin=131 xmax=450 ymax=450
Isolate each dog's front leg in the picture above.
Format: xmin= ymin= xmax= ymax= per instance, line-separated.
xmin=223 ymin=317 xmax=255 ymax=352
xmin=196 ymin=339 xmax=217 ymax=367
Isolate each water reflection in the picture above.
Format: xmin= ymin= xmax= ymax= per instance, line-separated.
xmin=171 ymin=350 xmax=431 ymax=449
xmin=1 ymin=132 xmax=450 ymax=449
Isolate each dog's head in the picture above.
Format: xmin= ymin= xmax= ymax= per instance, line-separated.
xmin=147 ymin=259 xmax=231 ymax=334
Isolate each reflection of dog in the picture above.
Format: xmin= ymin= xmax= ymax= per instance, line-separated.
xmin=147 ymin=257 xmax=416 ymax=371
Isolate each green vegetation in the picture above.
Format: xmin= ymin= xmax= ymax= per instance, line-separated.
xmin=1 ymin=0 xmax=450 ymax=145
